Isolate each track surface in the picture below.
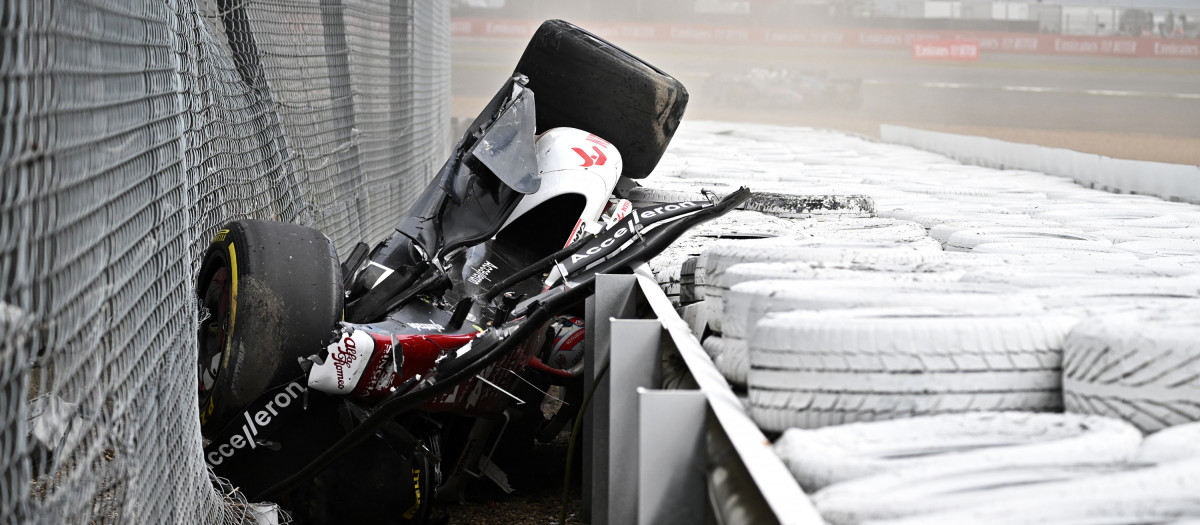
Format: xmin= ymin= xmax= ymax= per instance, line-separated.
xmin=453 ymin=37 xmax=1200 ymax=165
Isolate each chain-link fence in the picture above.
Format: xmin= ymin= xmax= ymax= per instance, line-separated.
xmin=1 ymin=0 xmax=450 ymax=522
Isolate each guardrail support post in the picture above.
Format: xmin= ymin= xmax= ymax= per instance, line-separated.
xmin=584 ymin=274 xmax=641 ymax=524
xmin=638 ymin=388 xmax=707 ymax=525
xmin=603 ymin=319 xmax=663 ymax=525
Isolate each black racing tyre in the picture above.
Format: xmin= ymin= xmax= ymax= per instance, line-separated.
xmin=514 ymin=19 xmax=688 ymax=179
xmin=280 ymin=433 xmax=439 ymax=525
xmin=196 ymin=220 xmax=343 ymax=437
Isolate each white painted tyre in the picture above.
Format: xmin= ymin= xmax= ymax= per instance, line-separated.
xmin=1064 ymin=308 xmax=1200 ymax=432
xmin=698 ymin=237 xmax=945 ymax=332
xmin=960 ymin=263 xmax=1195 ymax=288
xmin=908 ymin=213 xmax=1054 ymax=232
xmin=1031 ymin=208 xmax=1179 ymax=225
xmin=703 ymin=260 xmax=962 ymax=334
xmin=723 ymin=279 xmax=1044 ymax=340
xmin=772 ymin=411 xmax=1141 ymax=493
xmin=709 ymin=280 xmax=1042 ymax=387
xmin=723 ymin=260 xmax=968 ymax=285
xmin=855 ymin=458 xmax=1200 ymax=525
xmin=969 ymin=242 xmax=1130 ymax=259
xmin=700 ymin=237 xmax=945 ymax=287
xmin=927 ymin=218 xmax=1062 ymax=245
xmin=702 ymin=335 xmax=750 ymax=387
xmin=1069 ymin=217 xmax=1189 ymax=231
xmin=1096 ymin=226 xmax=1200 ymax=244
xmin=944 ymin=227 xmax=1112 ymax=253
xmin=749 ymin=311 xmax=1078 ymax=431
xmin=803 ymin=218 xmax=930 ymax=243
xmin=815 ymin=464 xmax=1140 ymax=525
xmin=1138 ymin=422 xmax=1200 ymax=464
xmin=647 ymin=259 xmax=684 ymax=302
xmin=818 ymin=459 xmax=1200 ymax=525
xmin=1115 ymin=239 xmax=1200 ymax=259
xmin=1142 ymin=255 xmax=1200 ymax=269
xmin=646 ymin=209 xmax=799 ymax=304
xmin=1030 ymin=277 xmax=1200 ymax=316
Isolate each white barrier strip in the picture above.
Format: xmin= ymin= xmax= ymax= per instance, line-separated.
xmin=880 ymin=124 xmax=1200 ymax=204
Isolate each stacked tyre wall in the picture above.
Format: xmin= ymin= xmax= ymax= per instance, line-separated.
xmin=1 ymin=1 xmax=449 ymax=523
xmin=641 ymin=120 xmax=1200 ymax=523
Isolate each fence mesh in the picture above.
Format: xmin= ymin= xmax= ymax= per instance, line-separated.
xmin=0 ymin=0 xmax=450 ymax=522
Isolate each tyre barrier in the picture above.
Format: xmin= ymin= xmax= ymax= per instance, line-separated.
xmin=1096 ymin=226 xmax=1200 ymax=244
xmin=1137 ymin=421 xmax=1200 ymax=464
xmin=1064 ymin=308 xmax=1200 ymax=433
xmin=959 ymin=263 xmax=1197 ymax=288
xmin=772 ymin=411 xmax=1141 ymax=493
xmin=749 ymin=310 xmax=1078 ymax=431
xmin=644 ymin=209 xmax=796 ymax=305
xmin=803 ymin=218 xmax=929 ymax=243
xmin=1032 ymin=208 xmax=1185 ymax=226
xmin=623 ymin=121 xmax=1200 ymax=522
xmin=841 ymin=457 xmax=1200 ymax=525
xmin=1115 ymin=239 xmax=1200 ymax=259
xmin=704 ymin=280 xmax=1045 ymax=387
xmin=723 ymin=280 xmax=1043 ymax=341
xmin=697 ymin=237 xmax=946 ymax=333
xmin=703 ymin=335 xmax=750 ymax=387
xmin=969 ymin=242 xmax=1134 ymax=259
xmin=926 ymin=217 xmax=1063 ymax=245
xmin=702 ymin=260 xmax=964 ymax=335
xmin=1142 ymin=254 xmax=1200 ymax=269
xmin=943 ymin=227 xmax=1113 ymax=253
xmin=1031 ymin=276 xmax=1200 ymax=315
xmin=814 ymin=458 xmax=1200 ymax=525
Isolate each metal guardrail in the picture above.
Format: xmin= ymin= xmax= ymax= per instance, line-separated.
xmin=581 ymin=272 xmax=825 ymax=525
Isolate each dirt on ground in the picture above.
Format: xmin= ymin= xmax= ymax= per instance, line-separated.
xmin=438 ymin=430 xmax=583 ymax=525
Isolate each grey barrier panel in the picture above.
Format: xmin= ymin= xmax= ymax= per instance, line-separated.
xmin=584 ymin=274 xmax=642 ymax=523
xmin=607 ymin=319 xmax=664 ymax=525
xmin=638 ymin=388 xmax=708 ymax=525
xmin=582 ymin=270 xmax=823 ymax=524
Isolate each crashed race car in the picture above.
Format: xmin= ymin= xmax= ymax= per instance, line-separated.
xmin=195 ymin=19 xmax=748 ymax=523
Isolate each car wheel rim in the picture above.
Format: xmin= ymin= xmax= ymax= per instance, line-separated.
xmin=198 ymin=264 xmax=231 ymax=404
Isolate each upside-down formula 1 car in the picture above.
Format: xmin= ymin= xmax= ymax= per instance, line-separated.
xmin=194 ymin=19 xmax=749 ymax=523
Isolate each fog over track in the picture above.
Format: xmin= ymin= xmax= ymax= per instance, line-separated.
xmin=454 ymin=37 xmax=1200 ymax=165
